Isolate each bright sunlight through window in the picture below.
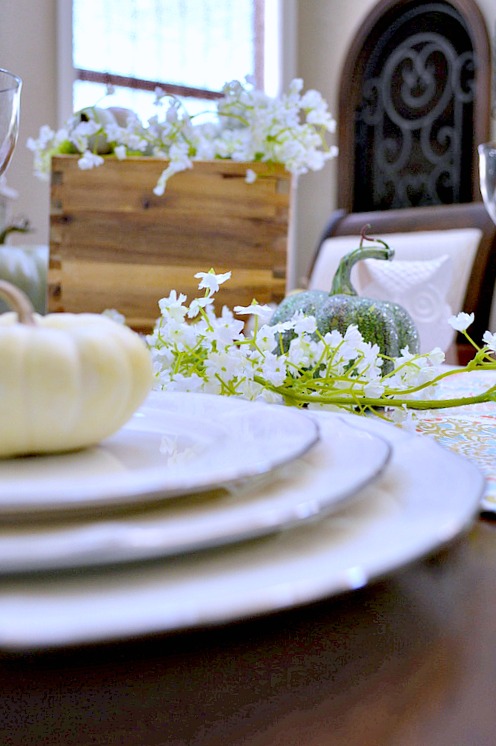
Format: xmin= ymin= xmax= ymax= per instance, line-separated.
xmin=72 ymin=0 xmax=268 ymax=122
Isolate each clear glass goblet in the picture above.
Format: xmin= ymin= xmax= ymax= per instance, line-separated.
xmin=0 ymin=69 xmax=22 ymax=176
xmin=478 ymin=142 xmax=496 ymax=225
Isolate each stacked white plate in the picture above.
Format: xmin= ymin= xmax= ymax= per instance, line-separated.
xmin=0 ymin=391 xmax=484 ymax=651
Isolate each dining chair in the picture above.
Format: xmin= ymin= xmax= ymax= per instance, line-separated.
xmin=335 ymin=0 xmax=491 ymax=213
xmin=306 ymin=202 xmax=496 ymax=362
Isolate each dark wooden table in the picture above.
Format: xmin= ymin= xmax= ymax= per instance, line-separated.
xmin=1 ymin=516 xmax=495 ymax=746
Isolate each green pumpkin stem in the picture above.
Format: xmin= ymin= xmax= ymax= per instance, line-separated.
xmin=0 ymin=218 xmax=31 ymax=245
xmin=330 ymin=233 xmax=394 ymax=297
xmin=0 ymin=280 xmax=36 ymax=325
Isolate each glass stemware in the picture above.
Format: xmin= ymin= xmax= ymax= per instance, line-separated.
xmin=0 ymin=69 xmax=22 ymax=177
xmin=478 ymin=142 xmax=496 ymax=225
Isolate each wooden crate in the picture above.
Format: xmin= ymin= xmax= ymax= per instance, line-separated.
xmin=49 ymin=156 xmax=292 ymax=332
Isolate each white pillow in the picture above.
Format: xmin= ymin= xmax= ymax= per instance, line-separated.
xmin=355 ymin=254 xmax=454 ymax=353
xmin=308 ymin=228 xmax=483 ymax=353
xmin=309 ymin=228 xmax=482 ymax=315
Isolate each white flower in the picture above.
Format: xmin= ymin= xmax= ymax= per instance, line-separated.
xmin=252 ymin=324 xmax=278 ymax=352
xmin=158 ymin=290 xmax=188 ymax=322
xmin=194 ymin=270 xmax=232 ymax=293
xmin=29 ymin=78 xmax=338 ymax=191
xmin=292 ymin=313 xmax=317 ymax=335
xmin=323 ymin=329 xmax=344 ymax=347
xmin=261 ymin=353 xmax=287 ymax=386
xmin=154 ymin=86 xmax=166 ymax=103
xmin=363 ymin=380 xmax=385 ymax=398
xmin=426 ymin=347 xmax=445 ymax=366
xmin=167 ymin=372 xmax=205 ymax=393
xmin=146 ymin=270 xmax=496 ymax=422
xmin=482 ymin=330 xmax=496 ymax=352
xmin=77 ymin=150 xmax=104 ymax=170
xmin=208 ymin=313 xmax=245 ymax=346
xmin=287 ymin=334 xmax=321 ymax=369
xmin=186 ymin=295 xmax=214 ymax=319
xmin=101 ymin=308 xmax=125 ymax=324
xmin=114 ymin=145 xmax=127 ymax=160
xmin=448 ymin=312 xmax=474 ymax=332
xmin=386 ymin=404 xmax=416 ymax=429
xmin=204 ymin=348 xmax=245 ymax=383
xmin=245 ymin=168 xmax=257 ymax=184
xmin=234 ymin=302 xmax=272 ymax=319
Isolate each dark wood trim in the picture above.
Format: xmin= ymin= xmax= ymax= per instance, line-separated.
xmin=75 ymin=69 xmax=223 ymax=101
xmin=337 ymin=0 xmax=492 ymax=212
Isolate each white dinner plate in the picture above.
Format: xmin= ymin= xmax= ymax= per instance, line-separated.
xmin=0 ymin=410 xmax=484 ymax=651
xmin=0 ymin=414 xmax=391 ymax=573
xmin=0 ymin=391 xmax=319 ymax=516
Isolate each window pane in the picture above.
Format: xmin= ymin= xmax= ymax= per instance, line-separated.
xmin=73 ymin=0 xmax=258 ymax=93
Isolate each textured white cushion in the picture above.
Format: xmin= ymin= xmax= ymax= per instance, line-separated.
xmin=356 ymin=254 xmax=453 ymax=353
xmin=308 ymin=228 xmax=482 ymax=352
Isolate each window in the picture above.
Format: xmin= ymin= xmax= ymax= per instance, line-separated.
xmin=66 ymin=0 xmax=276 ymax=123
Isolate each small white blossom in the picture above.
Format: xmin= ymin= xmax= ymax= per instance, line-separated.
xmin=448 ymin=312 xmax=475 ymax=332
xmin=101 ymin=308 xmax=125 ymax=324
xmin=114 ymin=145 xmax=127 ymax=160
xmin=234 ymin=302 xmax=272 ymax=319
xmin=187 ymin=295 xmax=214 ymax=318
xmin=292 ymin=312 xmax=317 ymax=335
xmin=28 ymin=78 xmax=338 ymax=193
xmin=145 ymin=270 xmax=495 ymax=422
xmin=363 ymin=380 xmax=385 ymax=398
xmin=245 ymin=168 xmax=257 ymax=184
xmin=77 ymin=150 xmax=104 ymax=170
xmin=167 ymin=372 xmax=205 ymax=393
xmin=426 ymin=347 xmax=445 ymax=366
xmin=482 ymin=330 xmax=496 ymax=352
xmin=158 ymin=290 xmax=188 ymax=322
xmin=386 ymin=404 xmax=416 ymax=429
xmin=194 ymin=270 xmax=232 ymax=294
xmin=261 ymin=353 xmax=287 ymax=386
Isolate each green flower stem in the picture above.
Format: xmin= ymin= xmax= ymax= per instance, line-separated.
xmin=253 ymin=375 xmax=496 ymax=411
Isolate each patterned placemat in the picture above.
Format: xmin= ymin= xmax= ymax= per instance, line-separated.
xmin=414 ymin=371 xmax=496 ymax=513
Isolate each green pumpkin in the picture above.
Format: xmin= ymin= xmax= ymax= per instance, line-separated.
xmin=270 ymin=239 xmax=420 ymax=365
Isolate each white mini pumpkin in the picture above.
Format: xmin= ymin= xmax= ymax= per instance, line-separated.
xmin=0 ymin=280 xmax=153 ymax=457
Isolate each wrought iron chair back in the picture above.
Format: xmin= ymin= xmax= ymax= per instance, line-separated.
xmin=337 ymin=0 xmax=492 ymax=213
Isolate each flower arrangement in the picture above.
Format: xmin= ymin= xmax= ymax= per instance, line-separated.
xmin=27 ymin=78 xmax=338 ymax=195
xmin=146 ymin=270 xmax=496 ymax=424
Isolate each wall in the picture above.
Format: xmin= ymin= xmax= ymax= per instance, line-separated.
xmin=0 ymin=0 xmax=57 ymax=246
xmin=0 ymin=0 xmax=494 ymax=289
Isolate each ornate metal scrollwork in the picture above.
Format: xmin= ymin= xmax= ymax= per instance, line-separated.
xmin=353 ymin=5 xmax=476 ymax=211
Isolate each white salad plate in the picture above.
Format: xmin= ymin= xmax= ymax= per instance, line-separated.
xmin=0 ymin=409 xmax=483 ymax=651
xmin=0 ymin=413 xmax=391 ymax=573
xmin=0 ymin=391 xmax=320 ymax=516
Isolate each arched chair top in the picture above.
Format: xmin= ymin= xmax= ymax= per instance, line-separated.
xmin=337 ymin=0 xmax=492 ymax=212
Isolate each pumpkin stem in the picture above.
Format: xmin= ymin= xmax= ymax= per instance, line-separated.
xmin=0 ymin=280 xmax=36 ymax=325
xmin=330 ymin=237 xmax=394 ymax=296
xmin=0 ymin=217 xmax=31 ymax=245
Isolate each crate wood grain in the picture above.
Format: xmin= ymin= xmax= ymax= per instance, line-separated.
xmin=49 ymin=156 xmax=292 ymax=332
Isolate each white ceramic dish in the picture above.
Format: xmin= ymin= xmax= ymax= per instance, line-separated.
xmin=0 ymin=391 xmax=319 ymax=516
xmin=0 ymin=410 xmax=483 ymax=651
xmin=0 ymin=414 xmax=391 ymax=573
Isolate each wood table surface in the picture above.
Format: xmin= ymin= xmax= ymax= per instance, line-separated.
xmin=1 ymin=515 xmax=495 ymax=746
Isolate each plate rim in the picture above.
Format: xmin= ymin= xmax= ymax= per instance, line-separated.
xmin=0 ymin=391 xmax=319 ymax=516
xmin=0 ymin=414 xmax=392 ymax=573
xmin=0 ymin=411 xmax=484 ymax=650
